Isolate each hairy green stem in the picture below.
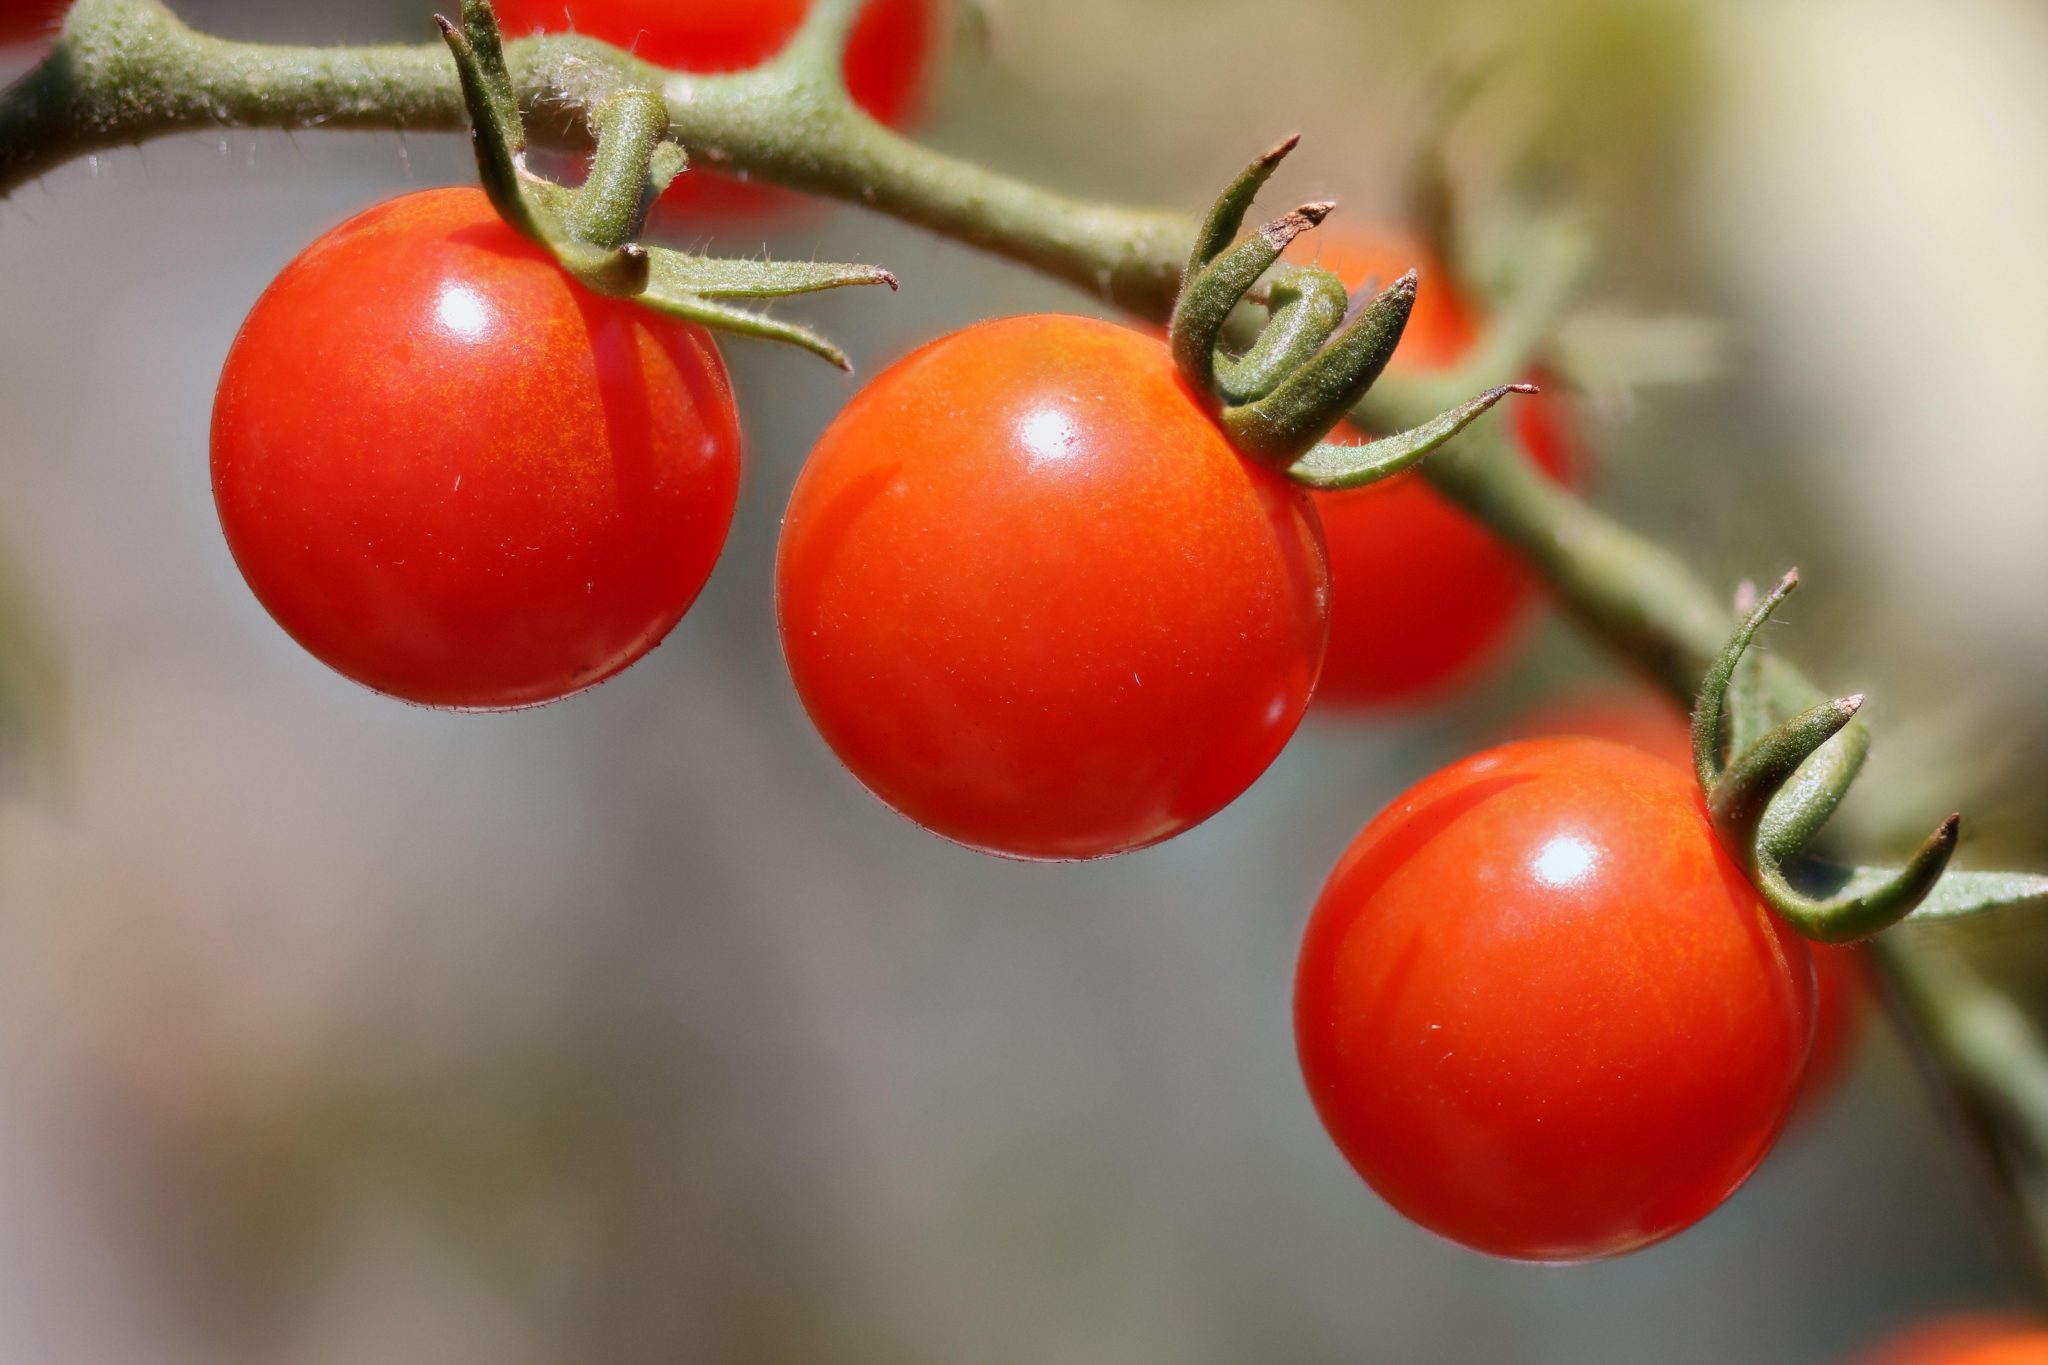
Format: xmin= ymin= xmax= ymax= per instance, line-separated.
xmin=5 ymin=0 xmax=2047 ymax=1295
xmin=0 ymin=0 xmax=1191 ymax=314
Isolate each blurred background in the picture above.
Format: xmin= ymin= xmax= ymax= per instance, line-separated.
xmin=2 ymin=0 xmax=2047 ymax=1360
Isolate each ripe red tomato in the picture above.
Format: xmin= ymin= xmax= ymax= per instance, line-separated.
xmin=212 ymin=187 xmax=742 ymax=710
xmin=1287 ymin=228 xmax=1577 ymax=708
xmin=1506 ymin=687 xmax=1870 ymax=1118
xmin=776 ymin=314 xmax=1329 ymax=861
xmin=1294 ymin=736 xmax=1813 ymax=1260
xmin=1857 ymin=1320 xmax=2048 ymax=1365
xmin=491 ymin=0 xmax=937 ymax=220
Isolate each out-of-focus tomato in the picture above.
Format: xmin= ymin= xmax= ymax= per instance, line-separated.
xmin=1854 ymin=1319 xmax=2048 ymax=1365
xmin=491 ymin=0 xmax=939 ymax=221
xmin=1290 ymin=228 xmax=1577 ymax=708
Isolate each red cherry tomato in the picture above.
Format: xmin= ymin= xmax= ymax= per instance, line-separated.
xmin=212 ymin=187 xmax=742 ymax=710
xmin=491 ymin=0 xmax=937 ymax=221
xmin=1294 ymin=736 xmax=1813 ymax=1260
xmin=776 ymin=314 xmax=1329 ymax=861
xmin=1287 ymin=228 xmax=1577 ymax=708
xmin=1506 ymin=687 xmax=1869 ymax=1117
xmin=1856 ymin=1320 xmax=2048 ymax=1365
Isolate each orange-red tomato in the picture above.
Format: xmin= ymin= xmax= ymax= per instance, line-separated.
xmin=1507 ymin=687 xmax=1870 ymax=1116
xmin=1289 ymin=228 xmax=1577 ymax=708
xmin=492 ymin=0 xmax=937 ymax=221
xmin=212 ymin=188 xmax=742 ymax=710
xmin=1295 ymin=737 xmax=1813 ymax=1260
xmin=1855 ymin=1320 xmax=2048 ymax=1365
xmin=776 ymin=314 xmax=1329 ymax=861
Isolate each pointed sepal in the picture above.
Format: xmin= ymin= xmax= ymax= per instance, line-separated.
xmin=644 ymin=255 xmax=899 ymax=300
xmin=1171 ymin=203 xmax=1330 ymax=396
xmin=635 ymin=251 xmax=898 ymax=368
xmin=1693 ymin=568 xmax=1799 ymax=789
xmin=1762 ymin=817 xmax=1962 ymax=944
xmin=1223 ymin=271 xmax=1417 ymax=462
xmin=1709 ymin=694 xmax=1865 ymax=845
xmin=1286 ymin=384 xmax=1536 ymax=492
xmin=1216 ymin=264 xmax=1349 ymax=406
xmin=434 ymin=0 xmax=892 ymax=366
xmin=1812 ymin=864 xmax=2048 ymax=924
xmin=1185 ymin=134 xmax=1300 ymax=283
xmin=436 ymin=5 xmax=556 ymax=244
xmin=1723 ymin=579 xmax=1779 ymax=760
xmin=1693 ymin=569 xmax=1978 ymax=942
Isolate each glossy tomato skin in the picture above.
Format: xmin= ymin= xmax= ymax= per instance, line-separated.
xmin=1295 ymin=737 xmax=1813 ymax=1260
xmin=491 ymin=0 xmax=936 ymax=220
xmin=1506 ymin=688 xmax=1869 ymax=1118
xmin=777 ymin=314 xmax=1329 ymax=861
xmin=1288 ymin=228 xmax=1577 ymax=708
xmin=212 ymin=187 xmax=742 ymax=710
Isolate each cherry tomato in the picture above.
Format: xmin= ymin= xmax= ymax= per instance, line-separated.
xmin=1294 ymin=736 xmax=1813 ymax=1260
xmin=776 ymin=314 xmax=1329 ymax=861
xmin=1856 ymin=1320 xmax=2048 ymax=1365
xmin=1288 ymin=228 xmax=1577 ymax=708
xmin=1506 ymin=687 xmax=1869 ymax=1118
xmin=212 ymin=187 xmax=742 ymax=710
xmin=492 ymin=0 xmax=937 ymax=221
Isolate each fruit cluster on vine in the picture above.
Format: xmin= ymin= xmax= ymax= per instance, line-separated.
xmin=5 ymin=0 xmax=2048 ymax=1336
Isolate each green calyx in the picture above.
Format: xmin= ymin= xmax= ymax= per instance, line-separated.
xmin=1689 ymin=569 xmax=2016 ymax=943
xmin=1168 ymin=136 xmax=1533 ymax=490
xmin=1215 ymin=264 xmax=1348 ymax=405
xmin=438 ymin=0 xmax=894 ymax=367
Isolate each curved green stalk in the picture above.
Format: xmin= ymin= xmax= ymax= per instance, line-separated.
xmin=0 ymin=0 xmax=1195 ymax=316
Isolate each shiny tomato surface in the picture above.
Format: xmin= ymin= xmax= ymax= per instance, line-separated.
xmin=777 ymin=314 xmax=1329 ymax=861
xmin=1295 ymin=737 xmax=1814 ymax=1260
xmin=1507 ymin=687 xmax=1869 ymax=1117
xmin=492 ymin=0 xmax=936 ymax=219
xmin=1288 ymin=228 xmax=1577 ymax=708
xmin=212 ymin=187 xmax=742 ymax=710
